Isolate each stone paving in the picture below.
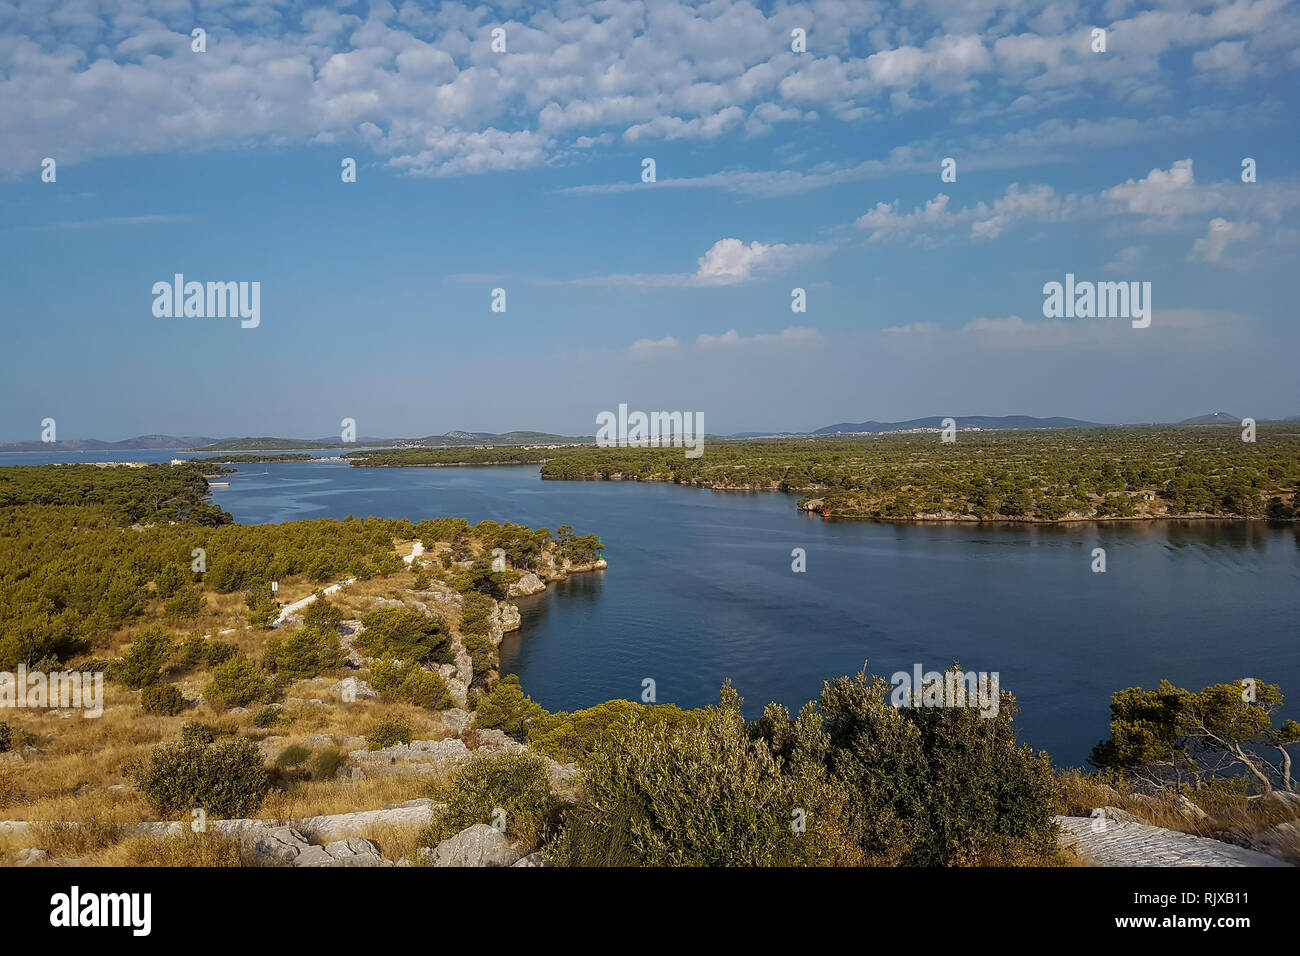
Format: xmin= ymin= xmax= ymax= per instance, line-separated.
xmin=1056 ymin=816 xmax=1292 ymax=867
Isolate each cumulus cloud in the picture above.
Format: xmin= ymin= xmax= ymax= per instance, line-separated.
xmin=630 ymin=326 xmax=820 ymax=358
xmin=3 ymin=0 xmax=1297 ymax=179
xmin=1189 ymin=218 xmax=1260 ymax=263
xmin=577 ymin=237 xmax=821 ymax=288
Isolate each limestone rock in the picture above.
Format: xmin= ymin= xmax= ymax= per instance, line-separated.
xmin=428 ymin=824 xmax=522 ymax=867
xmin=507 ymin=572 xmax=546 ymax=598
xmin=440 ymin=708 xmax=473 ymax=735
xmin=446 ymin=677 xmax=468 ymax=709
xmin=16 ymin=848 xmax=48 ymax=867
xmin=330 ymin=677 xmax=377 ymax=701
xmin=512 ymin=853 xmax=551 ymax=867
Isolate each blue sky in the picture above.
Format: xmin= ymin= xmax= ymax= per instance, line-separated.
xmin=1 ymin=0 xmax=1298 ymax=440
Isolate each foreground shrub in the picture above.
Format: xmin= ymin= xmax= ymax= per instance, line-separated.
xmin=527 ymin=699 xmax=700 ymax=764
xmin=141 ymin=683 xmax=186 ymax=716
xmin=204 ymin=655 xmax=277 ymax=710
xmin=809 ymin=668 xmax=1060 ymax=865
xmin=0 ymin=721 xmax=10 ymax=753
xmin=552 ymin=684 xmax=859 ymax=867
xmin=420 ymin=751 xmax=560 ymax=853
xmin=367 ymin=715 xmax=414 ymax=750
xmin=137 ymin=736 xmax=270 ymax=818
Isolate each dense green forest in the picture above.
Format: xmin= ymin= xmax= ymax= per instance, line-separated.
xmin=0 ymin=463 xmax=597 ymax=670
xmin=347 ymin=427 xmax=1300 ymax=521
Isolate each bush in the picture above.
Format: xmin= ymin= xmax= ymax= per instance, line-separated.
xmin=527 ymin=700 xmax=699 ymax=764
xmin=141 ymin=683 xmax=186 ymax=716
xmin=136 ymin=736 xmax=270 ymax=818
xmin=275 ymin=744 xmax=311 ymax=769
xmin=108 ymin=627 xmax=173 ymax=688
xmin=370 ymin=655 xmax=452 ymax=709
xmin=203 ymin=641 xmax=239 ymax=667
xmin=356 ymin=607 xmax=454 ymax=664
xmin=162 ymin=587 xmax=207 ymax=622
xmin=420 ymin=752 xmax=560 ymax=853
xmin=252 ymin=705 xmax=284 ymax=728
xmin=204 ymin=655 xmax=276 ymax=710
xmin=461 ymin=633 xmax=497 ymax=678
xmin=0 ymin=722 xmax=10 ymax=753
xmin=263 ymin=626 xmax=346 ymax=680
xmin=180 ymin=721 xmax=236 ymax=745
xmin=301 ymin=596 xmax=344 ymax=631
xmin=367 ymin=715 xmax=414 ymax=750
xmin=552 ymin=684 xmax=859 ymax=867
xmin=474 ymin=674 xmax=546 ymax=738
xmin=809 ymin=668 xmax=1060 ymax=865
xmin=459 ymin=591 xmax=495 ymax=635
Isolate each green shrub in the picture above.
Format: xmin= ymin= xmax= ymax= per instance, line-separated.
xmin=252 ymin=705 xmax=284 ymax=728
xmin=474 ymin=675 xmax=546 ymax=738
xmin=527 ymin=699 xmax=700 ymax=764
xmin=301 ymin=596 xmax=344 ymax=631
xmin=141 ymin=683 xmax=186 ymax=717
xmin=420 ymin=752 xmax=560 ymax=853
xmin=370 ymin=655 xmax=452 ymax=709
xmin=263 ymin=626 xmax=346 ymax=680
xmin=203 ymin=641 xmax=239 ymax=666
xmin=204 ymin=655 xmax=276 ymax=710
xmin=459 ymin=592 xmax=495 ymax=635
xmin=367 ymin=715 xmax=414 ymax=750
xmin=162 ymin=587 xmax=206 ymax=622
xmin=136 ymin=736 xmax=270 ymax=818
xmin=553 ymin=684 xmax=859 ymax=866
xmin=180 ymin=721 xmax=236 ymax=745
xmin=107 ymin=627 xmax=173 ymax=689
xmin=275 ymin=744 xmax=311 ymax=769
xmin=356 ymin=607 xmax=454 ymax=664
xmin=461 ymin=633 xmax=497 ymax=678
xmin=808 ymin=668 xmax=1060 ymax=865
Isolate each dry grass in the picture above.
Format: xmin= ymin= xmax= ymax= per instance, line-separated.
xmin=96 ymin=831 xmax=245 ymax=867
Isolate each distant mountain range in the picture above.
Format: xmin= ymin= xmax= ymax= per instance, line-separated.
xmin=0 ymin=435 xmax=220 ymax=452
xmin=4 ymin=414 xmax=1296 ymax=453
xmin=812 ymin=415 xmax=1099 ymax=435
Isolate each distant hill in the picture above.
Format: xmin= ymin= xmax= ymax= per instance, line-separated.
xmin=0 ymin=435 xmax=219 ymax=453
xmin=412 ymin=430 xmax=592 ymax=447
xmin=1178 ymin=412 xmax=1240 ymax=425
xmin=813 ymin=415 xmax=1100 ymax=435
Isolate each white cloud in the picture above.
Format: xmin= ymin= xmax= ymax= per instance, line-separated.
xmin=1189 ymin=218 xmax=1260 ymax=263
xmin=577 ymin=237 xmax=821 ymax=288
xmin=4 ymin=0 xmax=1298 ymax=179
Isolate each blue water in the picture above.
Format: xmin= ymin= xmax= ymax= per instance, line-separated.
xmin=9 ymin=450 xmax=1297 ymax=767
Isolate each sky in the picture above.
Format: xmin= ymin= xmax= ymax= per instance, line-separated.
xmin=1 ymin=0 xmax=1298 ymax=441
